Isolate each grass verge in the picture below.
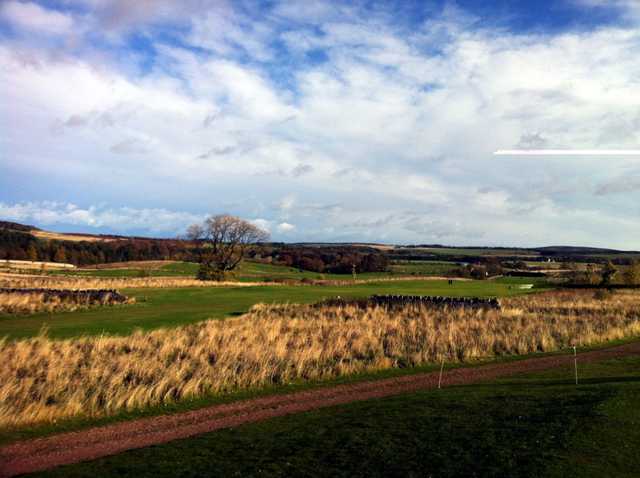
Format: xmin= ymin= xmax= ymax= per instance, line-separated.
xmin=31 ymin=354 xmax=640 ymax=477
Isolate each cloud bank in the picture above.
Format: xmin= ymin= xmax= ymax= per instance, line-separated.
xmin=1 ymin=0 xmax=639 ymax=248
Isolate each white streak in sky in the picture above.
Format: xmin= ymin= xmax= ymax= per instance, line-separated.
xmin=494 ymin=150 xmax=640 ymax=156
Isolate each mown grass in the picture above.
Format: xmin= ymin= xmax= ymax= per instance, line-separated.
xmin=0 ymin=279 xmax=536 ymax=340
xmin=396 ymin=246 xmax=540 ymax=257
xmin=33 ymin=355 xmax=640 ymax=478
xmin=50 ymin=261 xmax=374 ymax=281
xmin=50 ymin=262 xmax=200 ymax=278
xmin=389 ymin=260 xmax=458 ymax=275
xmin=50 ymin=260 xmax=463 ymax=281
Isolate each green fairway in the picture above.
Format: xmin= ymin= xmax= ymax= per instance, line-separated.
xmin=48 ymin=259 xmax=466 ymax=281
xmin=50 ymin=262 xmax=201 ymax=278
xmin=0 ymin=279 xmax=536 ymax=340
xmin=389 ymin=260 xmax=459 ymax=275
xmin=49 ymin=260 xmax=394 ymax=281
xmin=396 ymin=246 xmax=541 ymax=257
xmin=34 ymin=355 xmax=640 ymax=478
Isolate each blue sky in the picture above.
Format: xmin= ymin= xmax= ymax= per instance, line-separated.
xmin=1 ymin=0 xmax=639 ymax=247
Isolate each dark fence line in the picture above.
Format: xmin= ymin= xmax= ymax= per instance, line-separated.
xmin=0 ymin=288 xmax=131 ymax=304
xmin=317 ymin=294 xmax=501 ymax=310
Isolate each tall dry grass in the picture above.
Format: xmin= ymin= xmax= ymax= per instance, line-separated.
xmin=0 ymin=273 xmax=462 ymax=291
xmin=0 ymin=290 xmax=638 ymax=428
xmin=0 ymin=289 xmax=133 ymax=314
xmin=0 ymin=274 xmax=275 ymax=290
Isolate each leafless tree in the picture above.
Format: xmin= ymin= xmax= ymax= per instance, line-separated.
xmin=187 ymin=215 xmax=269 ymax=280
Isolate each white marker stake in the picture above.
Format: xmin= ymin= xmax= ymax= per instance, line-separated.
xmin=438 ymin=357 xmax=445 ymax=389
xmin=573 ymin=346 xmax=578 ymax=385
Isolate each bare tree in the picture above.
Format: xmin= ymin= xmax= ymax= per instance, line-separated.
xmin=187 ymin=215 xmax=269 ymax=280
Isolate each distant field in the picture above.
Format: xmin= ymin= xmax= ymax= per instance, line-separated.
xmin=389 ymin=260 xmax=458 ymax=275
xmin=52 ymin=261 xmax=200 ymax=278
xmin=0 ymin=278 xmax=539 ymax=340
xmin=395 ymin=247 xmax=540 ymax=257
xmin=51 ymin=260 xmax=458 ymax=281
xmin=1 ymin=259 xmax=76 ymax=270
xmin=31 ymin=230 xmax=114 ymax=242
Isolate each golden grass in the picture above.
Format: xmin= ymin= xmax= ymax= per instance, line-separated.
xmin=0 ymin=274 xmax=275 ymax=290
xmin=0 ymin=260 xmax=76 ymax=270
xmin=0 ymin=290 xmax=638 ymax=428
xmin=79 ymin=260 xmax=179 ymax=270
xmin=30 ymin=230 xmax=114 ymax=242
xmin=0 ymin=290 xmax=134 ymax=314
xmin=0 ymin=272 xmax=457 ymax=290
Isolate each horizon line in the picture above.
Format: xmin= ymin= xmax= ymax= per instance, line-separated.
xmin=494 ymin=149 xmax=640 ymax=156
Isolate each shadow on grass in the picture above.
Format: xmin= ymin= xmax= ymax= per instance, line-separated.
xmin=489 ymin=376 xmax=640 ymax=388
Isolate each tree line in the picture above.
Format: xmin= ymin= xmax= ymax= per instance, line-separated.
xmin=566 ymin=261 xmax=640 ymax=287
xmin=271 ymin=246 xmax=390 ymax=274
xmin=0 ymin=229 xmax=189 ymax=266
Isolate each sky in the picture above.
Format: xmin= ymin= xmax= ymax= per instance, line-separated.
xmin=1 ymin=0 xmax=639 ymax=248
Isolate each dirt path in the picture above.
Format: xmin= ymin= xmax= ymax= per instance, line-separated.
xmin=2 ymin=341 xmax=639 ymax=477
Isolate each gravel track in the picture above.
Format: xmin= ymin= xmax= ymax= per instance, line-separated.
xmin=1 ymin=341 xmax=639 ymax=477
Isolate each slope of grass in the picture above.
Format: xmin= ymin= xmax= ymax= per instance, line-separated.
xmin=389 ymin=260 xmax=458 ymax=275
xmin=34 ymin=355 xmax=640 ymax=478
xmin=49 ymin=260 xmax=351 ymax=280
xmin=49 ymin=262 xmax=199 ymax=278
xmin=0 ymin=279 xmax=536 ymax=340
xmin=396 ymin=246 xmax=540 ymax=257
xmin=49 ymin=260 xmax=462 ymax=281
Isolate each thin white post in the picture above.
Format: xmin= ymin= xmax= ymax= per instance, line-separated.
xmin=573 ymin=346 xmax=578 ymax=385
xmin=438 ymin=357 xmax=445 ymax=389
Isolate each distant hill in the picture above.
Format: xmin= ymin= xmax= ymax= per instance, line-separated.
xmin=0 ymin=220 xmax=189 ymax=265
xmin=0 ymin=221 xmax=39 ymax=233
xmin=1 ymin=219 xmax=638 ymax=266
xmin=533 ymin=246 xmax=637 ymax=255
xmin=0 ymin=221 xmax=164 ymax=243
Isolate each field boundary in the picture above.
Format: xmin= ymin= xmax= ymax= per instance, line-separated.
xmin=1 ymin=340 xmax=639 ymax=477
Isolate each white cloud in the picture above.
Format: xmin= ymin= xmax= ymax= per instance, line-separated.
xmin=1 ymin=2 xmax=74 ymax=35
xmin=0 ymin=202 xmax=204 ymax=234
xmin=2 ymin=1 xmax=640 ymax=247
xmin=187 ymin=6 xmax=275 ymax=61
xmin=249 ymin=218 xmax=272 ymax=233
xmin=246 ymin=218 xmax=295 ymax=238
xmin=277 ymin=222 xmax=296 ymax=233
